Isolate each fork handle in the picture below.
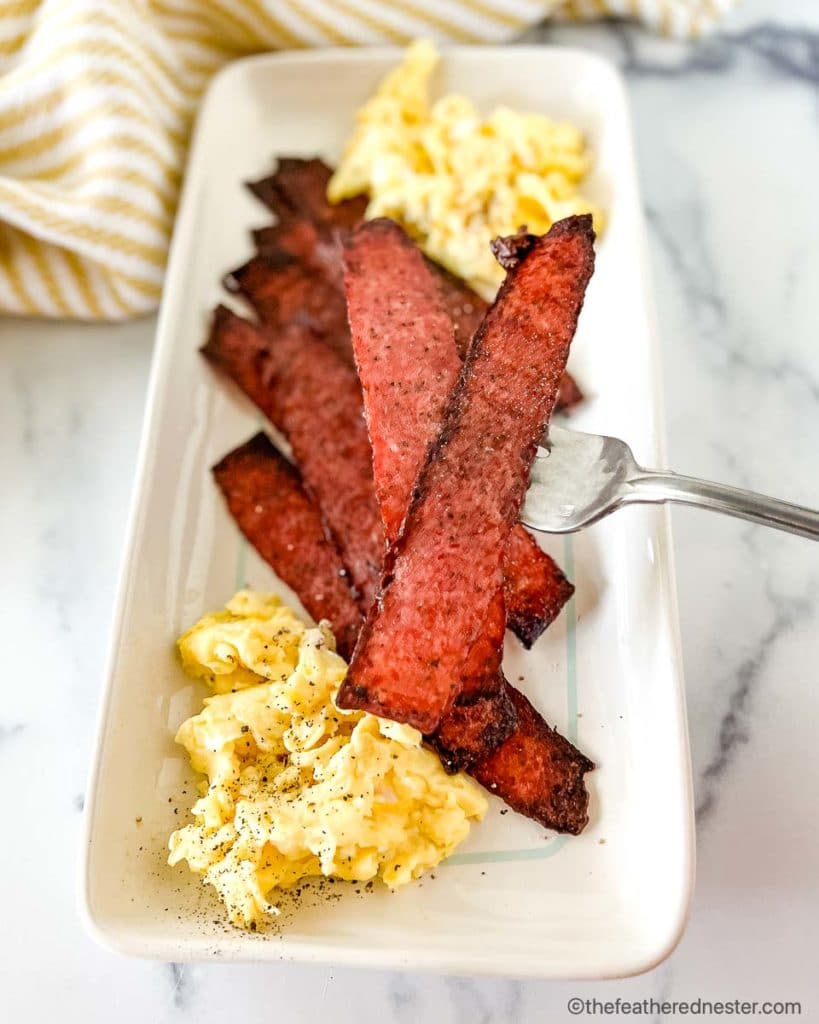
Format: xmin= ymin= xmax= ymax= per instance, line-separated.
xmin=626 ymin=471 xmax=819 ymax=541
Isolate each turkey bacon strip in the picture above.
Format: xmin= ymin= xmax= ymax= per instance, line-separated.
xmin=343 ymin=218 xmax=516 ymax=768
xmin=472 ymin=688 xmax=594 ymax=835
xmin=337 ymin=216 xmax=596 ymax=734
xmin=202 ymin=306 xmax=384 ymax=610
xmin=246 ymin=156 xmax=367 ymax=228
xmin=224 ymin=252 xmax=353 ymax=365
xmin=431 ymin=259 xmax=584 ymax=413
xmin=213 ymin=433 xmax=362 ymax=660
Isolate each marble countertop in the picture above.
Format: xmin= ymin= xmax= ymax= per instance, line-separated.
xmin=2 ymin=2 xmax=818 ymax=1019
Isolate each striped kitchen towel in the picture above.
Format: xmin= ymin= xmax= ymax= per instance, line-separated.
xmin=0 ymin=0 xmax=735 ymax=321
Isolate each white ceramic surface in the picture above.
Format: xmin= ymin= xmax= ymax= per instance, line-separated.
xmin=80 ymin=46 xmax=693 ymax=978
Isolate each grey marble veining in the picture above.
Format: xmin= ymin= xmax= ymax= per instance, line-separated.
xmin=2 ymin=2 xmax=818 ymax=1020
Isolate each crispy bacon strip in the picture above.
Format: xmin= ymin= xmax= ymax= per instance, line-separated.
xmin=430 ymin=257 xmax=583 ymax=412
xmin=426 ymin=256 xmax=580 ymax=638
xmin=430 ymin=262 xmax=489 ymax=360
xmin=429 ymin=688 xmax=518 ymax=775
xmin=252 ymin=218 xmax=346 ymax=290
xmin=253 ymin=219 xmax=318 ymax=261
xmin=503 ymin=530 xmax=575 ymax=648
xmin=202 ymin=307 xmax=384 ymax=609
xmin=213 ymin=433 xmax=362 ymax=659
xmin=247 ymin=157 xmax=367 ymax=228
xmin=343 ymin=219 xmax=468 ymax=548
xmin=471 ymin=688 xmax=594 ymax=834
xmin=224 ymin=253 xmax=353 ymax=364
xmin=343 ymin=218 xmax=516 ymax=766
xmin=338 ymin=216 xmax=596 ymax=733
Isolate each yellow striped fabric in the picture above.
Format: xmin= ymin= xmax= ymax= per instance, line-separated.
xmin=0 ymin=0 xmax=735 ymax=320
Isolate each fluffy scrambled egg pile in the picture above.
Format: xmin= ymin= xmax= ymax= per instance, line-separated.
xmin=168 ymin=591 xmax=486 ymax=929
xmin=328 ymin=39 xmax=603 ymax=298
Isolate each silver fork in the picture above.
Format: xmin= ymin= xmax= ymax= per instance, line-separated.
xmin=522 ymin=425 xmax=819 ymax=539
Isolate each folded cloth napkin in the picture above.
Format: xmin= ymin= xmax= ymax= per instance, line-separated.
xmin=0 ymin=0 xmax=734 ymax=320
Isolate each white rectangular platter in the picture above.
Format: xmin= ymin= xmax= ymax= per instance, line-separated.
xmin=82 ymin=46 xmax=694 ymax=979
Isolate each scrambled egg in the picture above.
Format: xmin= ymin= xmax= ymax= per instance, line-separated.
xmin=328 ymin=39 xmax=603 ymax=299
xmin=168 ymin=591 xmax=487 ymax=928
